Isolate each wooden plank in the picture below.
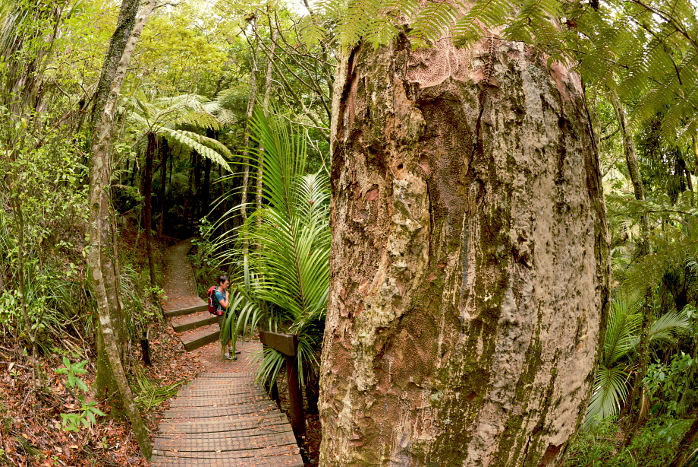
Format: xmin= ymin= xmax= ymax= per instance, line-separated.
xmin=259 ymin=331 xmax=297 ymax=356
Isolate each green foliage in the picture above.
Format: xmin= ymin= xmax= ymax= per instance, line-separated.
xmin=606 ymin=190 xmax=698 ymax=295
xmin=134 ymin=370 xmax=183 ymax=412
xmin=125 ymin=92 xmax=234 ymax=171
xmin=566 ymin=415 xmax=695 ymax=467
xmin=136 ymin=1 xmax=233 ymax=97
xmin=0 ymin=105 xmax=91 ymax=349
xmin=213 ymin=109 xmax=330 ymax=389
xmin=587 ymin=300 xmax=689 ymax=425
xmin=55 ymin=358 xmax=106 ymax=432
xmin=119 ymin=260 xmax=162 ymax=344
xmin=59 ymin=401 xmax=106 ymax=433
xmin=644 ymin=304 xmax=698 ymax=416
xmin=644 ymin=353 xmax=695 ymax=416
xmin=55 ymin=357 xmax=89 ymax=393
xmin=190 ymin=221 xmax=226 ymax=297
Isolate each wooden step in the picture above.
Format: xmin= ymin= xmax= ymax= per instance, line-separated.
xmin=179 ymin=323 xmax=220 ymax=351
xmin=171 ymin=312 xmax=219 ymax=333
xmin=165 ymin=303 xmax=208 ymax=319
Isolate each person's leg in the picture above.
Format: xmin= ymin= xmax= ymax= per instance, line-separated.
xmin=219 ymin=313 xmax=237 ymax=360
xmin=218 ymin=315 xmax=233 ymax=359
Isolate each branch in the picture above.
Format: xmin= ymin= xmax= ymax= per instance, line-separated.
xmin=626 ymin=0 xmax=698 ymax=52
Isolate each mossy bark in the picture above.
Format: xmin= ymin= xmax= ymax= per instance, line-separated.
xmin=88 ymin=0 xmax=156 ymax=460
xmin=319 ymin=34 xmax=610 ymax=467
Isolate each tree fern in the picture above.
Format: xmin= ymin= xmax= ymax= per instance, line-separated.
xmin=124 ymin=92 xmax=232 ymax=170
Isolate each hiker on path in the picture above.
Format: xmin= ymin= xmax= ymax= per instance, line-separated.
xmin=214 ymin=275 xmax=238 ymax=360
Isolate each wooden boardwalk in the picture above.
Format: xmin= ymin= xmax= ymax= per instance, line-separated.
xmin=151 ymin=240 xmax=304 ymax=466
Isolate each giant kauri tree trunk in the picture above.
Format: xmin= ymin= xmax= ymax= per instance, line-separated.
xmin=319 ymin=34 xmax=610 ymax=466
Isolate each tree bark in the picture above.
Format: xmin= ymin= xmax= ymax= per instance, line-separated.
xmin=90 ymin=0 xmax=140 ymax=127
xmin=203 ymin=154 xmax=212 ymax=215
xmin=193 ymin=151 xmax=202 ymax=227
xmin=87 ymin=0 xmax=156 ymax=460
xmin=319 ymin=35 xmax=610 ymax=467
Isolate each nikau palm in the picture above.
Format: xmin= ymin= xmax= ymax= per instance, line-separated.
xmin=218 ymin=109 xmax=329 ymax=389
xmin=587 ymin=299 xmax=689 ymax=424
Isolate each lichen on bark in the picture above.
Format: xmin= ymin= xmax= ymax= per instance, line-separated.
xmin=320 ymin=32 xmax=609 ymax=467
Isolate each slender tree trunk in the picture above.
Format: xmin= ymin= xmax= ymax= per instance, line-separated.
xmin=143 ymin=132 xmax=158 ymax=313
xmin=691 ymin=135 xmax=698 ymax=176
xmin=183 ymin=150 xmax=194 ymax=232
xmin=193 ymin=152 xmax=202 ymax=230
xmin=158 ymin=137 xmax=169 ymax=239
xmin=241 ymin=29 xmax=259 ymax=254
xmin=319 ymin=35 xmax=610 ymax=467
xmin=609 ymin=89 xmax=653 ymax=427
xmin=87 ymin=0 xmax=155 ymax=459
xmin=203 ymin=155 xmax=212 ymax=215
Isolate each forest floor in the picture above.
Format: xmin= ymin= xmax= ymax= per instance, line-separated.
xmin=0 ymin=323 xmax=321 ymax=466
xmin=0 ymin=230 xmax=321 ymax=466
xmin=0 ymin=321 xmax=202 ymax=466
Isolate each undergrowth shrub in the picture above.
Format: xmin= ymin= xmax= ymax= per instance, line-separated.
xmin=565 ymin=415 xmax=695 ymax=466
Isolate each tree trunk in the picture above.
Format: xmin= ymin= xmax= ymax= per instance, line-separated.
xmin=87 ymin=0 xmax=155 ymax=460
xmin=143 ymin=132 xmax=158 ymax=312
xmin=203 ymin=154 xmax=212 ymax=215
xmin=193 ymin=151 xmax=202 ymax=227
xmin=182 ymin=150 xmax=194 ymax=233
xmin=158 ymin=137 xmax=169 ymax=239
xmin=609 ymin=89 xmax=652 ymax=427
xmin=241 ymin=27 xmax=259 ymax=232
xmin=319 ymin=35 xmax=610 ymax=467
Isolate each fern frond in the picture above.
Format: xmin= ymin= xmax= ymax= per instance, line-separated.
xmin=410 ymin=2 xmax=459 ymax=46
xmin=157 ymin=127 xmax=232 ymax=171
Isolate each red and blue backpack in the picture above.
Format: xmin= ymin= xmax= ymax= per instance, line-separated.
xmin=207 ymin=286 xmax=223 ymax=316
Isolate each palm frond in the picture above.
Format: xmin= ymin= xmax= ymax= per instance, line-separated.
xmin=212 ymin=109 xmax=330 ymax=392
xmin=586 ymin=364 xmax=630 ymax=425
xmin=648 ymin=309 xmax=689 ymax=344
xmin=604 ymin=299 xmax=643 ymax=367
